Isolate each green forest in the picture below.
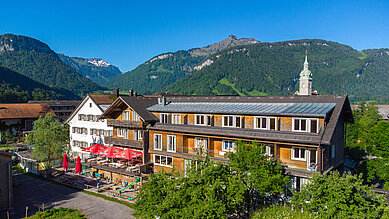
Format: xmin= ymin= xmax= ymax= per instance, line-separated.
xmin=0 ymin=66 xmax=78 ymax=102
xmin=164 ymin=40 xmax=389 ymax=103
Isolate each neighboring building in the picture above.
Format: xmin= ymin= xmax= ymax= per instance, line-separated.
xmin=100 ymin=94 xmax=353 ymax=190
xmin=351 ymin=105 xmax=389 ymax=121
xmin=65 ymin=92 xmax=118 ymax=159
xmin=28 ymin=100 xmax=80 ymax=122
xmin=296 ymin=52 xmax=313 ymax=96
xmin=99 ymin=95 xmax=159 ymax=163
xmin=0 ymin=152 xmax=14 ymax=213
xmin=0 ymin=103 xmax=55 ymax=137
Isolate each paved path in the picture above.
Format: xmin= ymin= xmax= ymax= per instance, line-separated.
xmin=11 ymin=173 xmax=135 ymax=219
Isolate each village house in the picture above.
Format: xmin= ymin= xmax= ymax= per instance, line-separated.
xmin=28 ymin=100 xmax=80 ymax=122
xmin=0 ymin=103 xmax=55 ymax=138
xmin=65 ymin=91 xmax=119 ymax=160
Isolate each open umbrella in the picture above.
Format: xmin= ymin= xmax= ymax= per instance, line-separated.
xmin=112 ymin=149 xmax=143 ymax=160
xmin=75 ymin=156 xmax=82 ymax=174
xmin=99 ymin=146 xmax=124 ymax=158
xmin=63 ymin=153 xmax=69 ymax=172
xmin=81 ymin=144 xmax=108 ymax=154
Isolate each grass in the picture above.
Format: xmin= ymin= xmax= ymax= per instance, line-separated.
xmin=358 ymin=51 xmax=368 ymax=60
xmin=252 ymin=205 xmax=316 ymax=219
xmin=26 ymin=207 xmax=86 ymax=219
xmin=218 ymin=77 xmax=246 ymax=96
xmin=246 ymin=89 xmax=268 ymax=96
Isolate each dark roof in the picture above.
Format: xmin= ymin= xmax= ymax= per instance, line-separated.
xmin=27 ymin=100 xmax=80 ymax=107
xmin=101 ymin=96 xmax=158 ymax=122
xmin=147 ymin=102 xmax=336 ymax=117
xmin=0 ymin=103 xmax=56 ymax=119
xmin=89 ymin=94 xmax=117 ymax=105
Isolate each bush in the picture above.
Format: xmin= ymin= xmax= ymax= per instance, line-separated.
xmin=27 ymin=207 xmax=86 ymax=219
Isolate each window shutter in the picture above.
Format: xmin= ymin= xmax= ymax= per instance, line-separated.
xmin=168 ymin=114 xmax=172 ymax=124
xmin=184 ymin=115 xmax=188 ymax=125
xmin=241 ymin=117 xmax=245 ymax=128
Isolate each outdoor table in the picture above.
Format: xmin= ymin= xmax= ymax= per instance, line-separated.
xmin=97 ymin=160 xmax=109 ymax=164
xmin=109 ymin=162 xmax=124 ymax=167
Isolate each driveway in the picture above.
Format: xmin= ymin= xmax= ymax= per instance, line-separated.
xmin=10 ymin=173 xmax=135 ymax=219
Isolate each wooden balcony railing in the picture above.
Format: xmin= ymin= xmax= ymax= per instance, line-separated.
xmin=104 ymin=136 xmax=143 ymax=149
xmin=107 ymin=119 xmax=143 ymax=128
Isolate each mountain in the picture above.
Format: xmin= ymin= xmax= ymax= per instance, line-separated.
xmin=106 ymin=35 xmax=260 ymax=94
xmin=164 ymin=39 xmax=389 ymax=103
xmin=58 ymin=53 xmax=121 ymax=85
xmin=0 ymin=66 xmax=78 ymax=103
xmin=0 ymin=34 xmax=104 ymax=97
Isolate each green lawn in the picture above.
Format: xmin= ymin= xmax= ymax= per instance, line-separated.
xmin=26 ymin=207 xmax=86 ymax=219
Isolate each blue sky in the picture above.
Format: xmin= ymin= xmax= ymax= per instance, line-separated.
xmin=0 ymin=0 xmax=388 ymax=72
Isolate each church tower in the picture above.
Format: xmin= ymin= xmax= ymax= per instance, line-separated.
xmin=298 ymin=51 xmax=312 ymax=95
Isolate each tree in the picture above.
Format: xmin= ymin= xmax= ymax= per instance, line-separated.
xmin=26 ymin=113 xmax=69 ymax=167
xmin=292 ymin=172 xmax=389 ymax=218
xmin=134 ymin=141 xmax=289 ymax=218
xmin=369 ymin=121 xmax=389 ymax=157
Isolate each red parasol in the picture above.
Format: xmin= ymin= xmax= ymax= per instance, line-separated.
xmin=81 ymin=144 xmax=108 ymax=154
xmin=112 ymin=148 xmax=143 ymax=160
xmin=75 ymin=156 xmax=82 ymax=174
xmin=99 ymin=146 xmax=124 ymax=158
xmin=63 ymin=153 xmax=68 ymax=171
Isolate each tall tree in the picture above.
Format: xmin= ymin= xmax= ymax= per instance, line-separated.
xmin=26 ymin=113 xmax=69 ymax=167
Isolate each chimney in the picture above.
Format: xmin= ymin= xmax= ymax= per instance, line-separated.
xmin=129 ymin=89 xmax=134 ymax=96
xmin=112 ymin=88 xmax=119 ymax=97
xmin=134 ymin=92 xmax=138 ymax=97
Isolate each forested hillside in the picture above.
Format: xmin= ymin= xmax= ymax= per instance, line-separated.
xmin=164 ymin=40 xmax=389 ymax=102
xmin=0 ymin=34 xmax=104 ymax=97
xmin=58 ymin=53 xmax=122 ymax=85
xmin=0 ymin=66 xmax=78 ymax=102
xmin=106 ymin=35 xmax=259 ymax=94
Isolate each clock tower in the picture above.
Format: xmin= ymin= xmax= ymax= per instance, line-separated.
xmin=298 ymin=51 xmax=312 ymax=95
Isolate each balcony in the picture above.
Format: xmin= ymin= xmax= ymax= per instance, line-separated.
xmin=107 ymin=119 xmax=143 ymax=128
xmin=104 ymin=136 xmax=143 ymax=149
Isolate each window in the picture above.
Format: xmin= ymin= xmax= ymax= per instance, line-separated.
xmin=222 ymin=140 xmax=234 ymax=152
xmin=195 ymin=137 xmax=207 ymax=151
xmin=222 ymin=115 xmax=242 ymax=128
xmin=123 ymin=129 xmax=128 ymax=139
xmin=123 ymin=111 xmax=130 ymax=120
xmin=88 ymin=115 xmax=93 ymax=121
xmin=292 ymin=118 xmax=319 ymax=133
xmin=132 ymin=111 xmax=140 ymax=121
xmin=154 ymin=134 xmax=162 ymax=150
xmin=154 ymin=154 xmax=173 ymax=167
xmin=266 ymin=144 xmax=274 ymax=157
xmin=172 ymin=114 xmax=181 ymax=124
xmin=104 ymin=130 xmax=113 ymax=137
xmin=195 ymin=114 xmax=205 ymax=125
xmin=89 ymin=103 xmax=92 ymax=108
xmin=134 ymin=130 xmax=143 ymax=140
xmin=117 ymin=128 xmax=124 ymax=137
xmin=331 ymin=144 xmax=335 ymax=159
xmin=291 ymin=147 xmax=306 ymax=161
xmin=254 ymin=117 xmax=277 ymax=130
xmin=160 ymin=113 xmax=169 ymax=124
xmin=167 ymin=135 xmax=176 ymax=152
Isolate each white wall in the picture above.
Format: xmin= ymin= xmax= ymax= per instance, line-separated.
xmin=67 ymin=96 xmax=113 ymax=157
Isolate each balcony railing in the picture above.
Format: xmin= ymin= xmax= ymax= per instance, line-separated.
xmin=107 ymin=119 xmax=143 ymax=128
xmin=104 ymin=136 xmax=143 ymax=149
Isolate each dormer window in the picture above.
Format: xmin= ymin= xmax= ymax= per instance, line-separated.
xmin=292 ymin=118 xmax=319 ymax=133
xmin=254 ymin=117 xmax=277 ymax=130
xmin=195 ymin=114 xmax=212 ymax=126
xmin=160 ymin=113 xmax=169 ymax=123
xmin=222 ymin=115 xmax=241 ymax=128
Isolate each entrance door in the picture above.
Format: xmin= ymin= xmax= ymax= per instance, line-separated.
xmin=307 ymin=149 xmax=317 ymax=171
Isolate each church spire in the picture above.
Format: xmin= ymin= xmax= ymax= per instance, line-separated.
xmin=304 ymin=50 xmax=308 ymax=69
xmin=297 ymin=50 xmax=312 ymax=95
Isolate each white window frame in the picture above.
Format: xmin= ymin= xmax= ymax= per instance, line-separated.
xmin=172 ymin=114 xmax=181 ymax=124
xmin=254 ymin=116 xmax=277 ymax=130
xmin=154 ymin=134 xmax=162 ymax=151
xmin=160 ymin=113 xmax=169 ymax=124
xmin=123 ymin=128 xmax=128 ymax=139
xmin=134 ymin=130 xmax=143 ymax=141
xmin=195 ymin=137 xmax=207 ymax=150
xmin=132 ymin=111 xmax=140 ymax=121
xmin=123 ymin=111 xmax=130 ymax=120
xmin=291 ymin=147 xmax=307 ymax=161
xmin=222 ymin=115 xmax=242 ymax=128
xmin=195 ymin=114 xmax=206 ymax=126
xmin=153 ymin=154 xmax=173 ymax=167
xmin=167 ymin=135 xmax=176 ymax=152
xmin=292 ymin=118 xmax=319 ymax=133
xmin=117 ymin=128 xmax=124 ymax=137
xmin=222 ymin=140 xmax=235 ymax=152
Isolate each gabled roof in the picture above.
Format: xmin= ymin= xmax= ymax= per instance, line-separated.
xmin=100 ymin=96 xmax=158 ymax=123
xmin=64 ymin=94 xmax=117 ymax=124
xmin=27 ymin=100 xmax=80 ymax=107
xmin=0 ymin=104 xmax=55 ymax=119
